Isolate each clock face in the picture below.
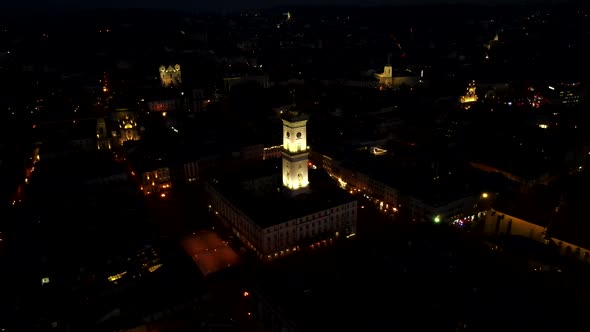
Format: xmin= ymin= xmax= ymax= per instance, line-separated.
xmin=286 ymin=132 xmax=290 ymax=138
xmin=296 ymin=132 xmax=302 ymax=139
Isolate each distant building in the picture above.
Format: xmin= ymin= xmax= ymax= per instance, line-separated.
xmin=96 ymin=117 xmax=111 ymax=150
xmin=223 ymin=75 xmax=270 ymax=91
xmin=112 ymin=109 xmax=141 ymax=146
xmin=546 ymin=82 xmax=587 ymax=106
xmin=125 ymin=141 xmax=172 ymax=196
xmin=68 ymin=121 xmax=98 ymax=152
xmin=312 ymin=146 xmax=477 ymax=224
xmin=469 ymin=161 xmax=552 ymax=190
xmin=159 ymin=64 xmax=182 ymax=88
xmin=263 ymin=145 xmax=283 ymax=160
xmin=96 ymin=109 xmax=141 ymax=149
xmin=140 ymin=167 xmax=172 ymax=195
xmin=147 ymin=99 xmax=177 ymax=113
xmin=206 ymin=111 xmax=357 ymax=260
xmin=146 ymin=89 xmax=203 ymax=114
xmin=460 ymin=80 xmax=478 ymax=108
xmin=374 ymin=64 xmax=421 ymax=89
xmin=483 ymin=192 xmax=590 ymax=264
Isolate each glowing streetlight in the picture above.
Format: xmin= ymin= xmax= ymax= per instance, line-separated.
xmin=434 ymin=215 xmax=441 ymax=223
xmin=482 ymin=193 xmax=489 ymax=199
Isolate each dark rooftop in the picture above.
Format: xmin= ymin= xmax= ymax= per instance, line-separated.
xmin=210 ymin=161 xmax=355 ymax=228
xmin=281 ymin=110 xmax=309 ymax=122
xmin=343 ymin=145 xmax=475 ymax=207
xmin=492 ymin=188 xmax=559 ymax=228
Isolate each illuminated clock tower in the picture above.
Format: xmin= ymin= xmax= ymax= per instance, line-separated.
xmin=281 ymin=111 xmax=310 ymax=197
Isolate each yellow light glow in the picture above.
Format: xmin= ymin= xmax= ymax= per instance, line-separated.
xmin=460 ymin=80 xmax=478 ymax=104
xmin=482 ymin=192 xmax=489 ymax=198
xmin=539 ymin=124 xmax=548 ymax=129
xmin=160 ymin=193 xmax=166 ymax=198
xmin=107 ymin=271 xmax=127 ymax=282
xmin=148 ymin=264 xmax=162 ymax=272
xmin=243 ymin=291 xmax=250 ymax=297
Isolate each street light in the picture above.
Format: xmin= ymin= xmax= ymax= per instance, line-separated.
xmin=434 ymin=215 xmax=441 ymax=223
xmin=482 ymin=192 xmax=489 ymax=199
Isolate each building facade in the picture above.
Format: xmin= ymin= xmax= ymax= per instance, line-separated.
xmin=483 ymin=209 xmax=590 ymax=263
xmin=312 ymin=150 xmax=476 ymax=223
xmin=460 ymin=80 xmax=478 ymax=108
xmin=159 ymin=64 xmax=182 ymax=87
xmin=281 ymin=114 xmax=310 ymax=197
xmin=140 ymin=167 xmax=172 ymax=195
xmin=206 ymin=183 xmax=357 ymax=260
xmin=206 ymin=111 xmax=357 ymax=260
xmin=263 ymin=145 xmax=283 ymax=160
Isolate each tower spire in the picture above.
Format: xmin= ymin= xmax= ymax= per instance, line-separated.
xmin=291 ymin=89 xmax=296 ymax=106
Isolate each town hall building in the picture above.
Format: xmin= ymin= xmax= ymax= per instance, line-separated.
xmin=205 ymin=111 xmax=358 ymax=260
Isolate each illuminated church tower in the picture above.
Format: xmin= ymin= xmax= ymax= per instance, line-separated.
xmin=159 ymin=64 xmax=182 ymax=87
xmin=281 ymin=111 xmax=310 ymax=197
xmin=460 ymin=80 xmax=478 ymax=108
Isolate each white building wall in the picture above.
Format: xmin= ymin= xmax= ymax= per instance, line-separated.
xmin=483 ymin=210 xmax=547 ymax=243
xmin=261 ymin=201 xmax=357 ymax=259
xmin=207 ymin=181 xmax=358 ymax=260
xmin=483 ymin=209 xmax=590 ymax=263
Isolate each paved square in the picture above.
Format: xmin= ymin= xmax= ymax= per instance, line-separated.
xmin=182 ymin=231 xmax=240 ymax=276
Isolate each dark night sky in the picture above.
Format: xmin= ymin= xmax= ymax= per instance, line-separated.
xmin=0 ymin=0 xmax=561 ymax=14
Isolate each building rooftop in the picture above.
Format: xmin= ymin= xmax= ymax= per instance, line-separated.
xmin=492 ymin=188 xmax=559 ymax=228
xmin=210 ymin=161 xmax=355 ymax=228
xmin=343 ymin=146 xmax=475 ymax=207
xmin=280 ymin=110 xmax=309 ymax=123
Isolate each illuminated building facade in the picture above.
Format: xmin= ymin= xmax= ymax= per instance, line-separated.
xmin=141 ymin=167 xmax=171 ymax=195
xmin=281 ymin=112 xmax=310 ymax=197
xmin=95 ymin=109 xmax=141 ymax=149
xmin=206 ymin=178 xmax=357 ymax=260
xmin=460 ymin=80 xmax=478 ymax=107
xmin=113 ymin=110 xmax=140 ymax=146
xmin=374 ymin=65 xmax=421 ymax=89
xmin=311 ymin=149 xmax=476 ymax=224
xmin=205 ymin=112 xmax=357 ymax=260
xmin=159 ymin=64 xmax=182 ymax=88
xmin=147 ymin=99 xmax=177 ymax=113
xmin=375 ymin=65 xmax=394 ymax=87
